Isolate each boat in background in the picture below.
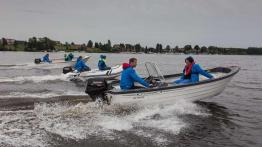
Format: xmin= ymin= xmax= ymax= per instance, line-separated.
xmin=64 ymin=65 xmax=123 ymax=81
xmin=34 ymin=56 xmax=91 ymax=66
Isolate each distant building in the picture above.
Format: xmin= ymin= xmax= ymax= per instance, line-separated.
xmin=113 ymin=44 xmax=120 ymax=48
xmin=54 ymin=41 xmax=61 ymax=44
xmin=15 ymin=40 xmax=27 ymax=45
xmin=6 ymin=38 xmax=15 ymax=45
xmin=70 ymin=44 xmax=83 ymax=50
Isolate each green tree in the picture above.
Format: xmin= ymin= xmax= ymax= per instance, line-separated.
xmin=134 ymin=44 xmax=141 ymax=52
xmin=165 ymin=45 xmax=171 ymax=53
xmin=107 ymin=40 xmax=112 ymax=51
xmin=247 ymin=47 xmax=262 ymax=55
xmin=174 ymin=46 xmax=179 ymax=53
xmin=194 ymin=45 xmax=200 ymax=54
xmin=65 ymin=42 xmax=70 ymax=51
xmin=94 ymin=42 xmax=99 ymax=48
xmin=80 ymin=44 xmax=86 ymax=51
xmin=208 ymin=46 xmax=218 ymax=54
xmin=184 ymin=45 xmax=192 ymax=54
xmin=108 ymin=40 xmax=111 ymax=48
xmin=37 ymin=37 xmax=56 ymax=51
xmin=0 ymin=38 xmax=7 ymax=50
xmin=156 ymin=43 xmax=163 ymax=53
xmin=159 ymin=44 xmax=163 ymax=53
xmin=125 ymin=44 xmax=133 ymax=52
xmin=14 ymin=40 xmax=18 ymax=48
xmin=144 ymin=46 xmax=149 ymax=53
xmin=99 ymin=42 xmax=103 ymax=49
xmin=87 ymin=40 xmax=93 ymax=48
xmin=27 ymin=37 xmax=37 ymax=51
xmin=200 ymin=46 xmax=208 ymax=53
xmin=119 ymin=43 xmax=125 ymax=52
xmin=2 ymin=38 xmax=7 ymax=47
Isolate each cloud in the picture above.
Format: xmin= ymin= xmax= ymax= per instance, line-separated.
xmin=0 ymin=0 xmax=262 ymax=47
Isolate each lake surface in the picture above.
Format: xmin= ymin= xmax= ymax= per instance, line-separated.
xmin=0 ymin=51 xmax=261 ymax=147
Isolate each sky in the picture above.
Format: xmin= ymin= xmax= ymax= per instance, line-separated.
xmin=0 ymin=0 xmax=262 ymax=48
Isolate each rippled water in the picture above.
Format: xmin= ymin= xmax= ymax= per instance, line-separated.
xmin=0 ymin=52 xmax=261 ymax=147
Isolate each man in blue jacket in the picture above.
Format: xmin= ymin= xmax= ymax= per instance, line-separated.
xmin=98 ymin=55 xmax=111 ymax=70
xmin=42 ymin=53 xmax=52 ymax=63
xmin=175 ymin=56 xmax=213 ymax=84
xmin=74 ymin=56 xmax=90 ymax=72
xmin=120 ymin=58 xmax=150 ymax=90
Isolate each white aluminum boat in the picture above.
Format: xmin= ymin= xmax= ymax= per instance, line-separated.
xmin=85 ymin=62 xmax=240 ymax=105
xmin=66 ymin=65 xmax=123 ymax=80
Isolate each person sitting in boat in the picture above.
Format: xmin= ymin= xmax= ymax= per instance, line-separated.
xmin=65 ymin=53 xmax=74 ymax=61
xmin=175 ymin=56 xmax=213 ymax=84
xmin=42 ymin=53 xmax=52 ymax=63
xmin=98 ymin=55 xmax=111 ymax=70
xmin=74 ymin=56 xmax=90 ymax=72
xmin=120 ymin=58 xmax=150 ymax=90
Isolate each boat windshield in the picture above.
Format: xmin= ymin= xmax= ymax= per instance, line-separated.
xmin=145 ymin=62 xmax=165 ymax=82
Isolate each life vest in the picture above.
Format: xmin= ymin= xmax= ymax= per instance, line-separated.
xmin=184 ymin=63 xmax=194 ymax=79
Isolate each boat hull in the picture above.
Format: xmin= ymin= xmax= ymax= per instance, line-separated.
xmin=105 ymin=66 xmax=240 ymax=105
xmin=67 ymin=65 xmax=122 ymax=80
xmin=108 ymin=76 xmax=232 ymax=105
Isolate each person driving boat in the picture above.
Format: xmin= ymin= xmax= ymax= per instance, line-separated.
xmin=42 ymin=53 xmax=52 ymax=63
xmin=120 ymin=58 xmax=150 ymax=90
xmin=98 ymin=55 xmax=111 ymax=70
xmin=175 ymin=56 xmax=213 ymax=84
xmin=65 ymin=53 xmax=74 ymax=61
xmin=74 ymin=56 xmax=90 ymax=72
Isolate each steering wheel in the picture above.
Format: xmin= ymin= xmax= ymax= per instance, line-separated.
xmin=145 ymin=76 xmax=154 ymax=83
xmin=145 ymin=76 xmax=159 ymax=87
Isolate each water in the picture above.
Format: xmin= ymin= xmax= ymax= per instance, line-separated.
xmin=0 ymin=51 xmax=261 ymax=147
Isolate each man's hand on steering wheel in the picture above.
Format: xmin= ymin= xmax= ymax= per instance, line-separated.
xmin=145 ymin=76 xmax=155 ymax=84
xmin=145 ymin=76 xmax=153 ymax=83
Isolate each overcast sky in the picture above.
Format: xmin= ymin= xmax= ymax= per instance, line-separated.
xmin=0 ymin=0 xmax=262 ymax=48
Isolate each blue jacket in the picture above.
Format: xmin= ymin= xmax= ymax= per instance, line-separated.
xmin=120 ymin=67 xmax=150 ymax=90
xmin=179 ymin=64 xmax=213 ymax=83
xmin=98 ymin=59 xmax=107 ymax=70
xmin=74 ymin=58 xmax=89 ymax=72
xmin=65 ymin=53 xmax=74 ymax=61
xmin=42 ymin=54 xmax=51 ymax=63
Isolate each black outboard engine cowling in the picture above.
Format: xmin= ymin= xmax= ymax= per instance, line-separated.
xmin=63 ymin=66 xmax=73 ymax=74
xmin=34 ymin=58 xmax=41 ymax=64
xmin=85 ymin=78 xmax=111 ymax=103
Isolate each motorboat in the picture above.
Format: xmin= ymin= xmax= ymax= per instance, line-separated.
xmin=64 ymin=65 xmax=123 ymax=80
xmin=34 ymin=56 xmax=91 ymax=66
xmin=85 ymin=62 xmax=240 ymax=105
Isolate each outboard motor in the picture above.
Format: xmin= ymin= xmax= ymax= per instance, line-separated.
xmin=85 ymin=78 xmax=112 ymax=104
xmin=34 ymin=58 xmax=41 ymax=64
xmin=63 ymin=66 xmax=73 ymax=74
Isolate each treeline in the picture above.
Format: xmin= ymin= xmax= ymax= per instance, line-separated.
xmin=0 ymin=37 xmax=56 ymax=52
xmin=1 ymin=37 xmax=262 ymax=55
xmin=0 ymin=37 xmax=118 ymax=53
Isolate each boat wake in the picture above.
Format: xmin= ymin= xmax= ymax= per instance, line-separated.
xmin=0 ymin=100 xmax=209 ymax=147
xmin=0 ymin=64 xmax=28 ymax=68
xmin=0 ymin=62 xmax=67 ymax=70
xmin=0 ymin=91 xmax=85 ymax=99
xmin=0 ymin=74 xmax=69 ymax=84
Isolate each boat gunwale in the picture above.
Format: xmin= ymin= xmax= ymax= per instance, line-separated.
xmin=108 ymin=66 xmax=240 ymax=95
xmin=80 ymin=64 xmax=121 ymax=74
